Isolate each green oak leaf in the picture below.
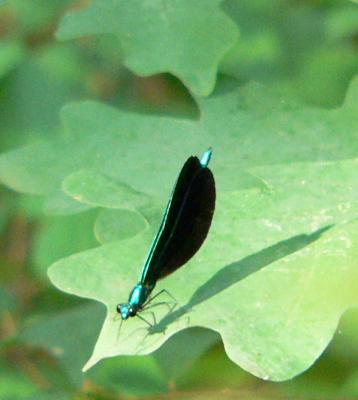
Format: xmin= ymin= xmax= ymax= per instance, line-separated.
xmin=19 ymin=303 xmax=105 ymax=386
xmin=56 ymin=0 xmax=239 ymax=96
xmin=48 ymin=157 xmax=358 ymax=381
xmin=43 ymin=190 xmax=92 ymax=216
xmin=0 ymin=78 xmax=357 ymax=209
xmin=94 ymin=209 xmax=149 ymax=244
xmin=62 ymin=169 xmax=150 ymax=210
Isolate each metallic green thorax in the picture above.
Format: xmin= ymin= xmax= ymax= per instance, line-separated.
xmin=117 ymin=283 xmax=153 ymax=320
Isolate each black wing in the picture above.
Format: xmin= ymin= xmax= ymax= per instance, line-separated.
xmin=140 ymin=155 xmax=215 ymax=285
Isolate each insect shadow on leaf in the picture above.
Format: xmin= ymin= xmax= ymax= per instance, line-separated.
xmin=146 ymin=224 xmax=333 ymax=336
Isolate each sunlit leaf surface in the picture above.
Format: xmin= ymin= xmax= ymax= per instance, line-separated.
xmin=48 ymin=154 xmax=358 ymax=379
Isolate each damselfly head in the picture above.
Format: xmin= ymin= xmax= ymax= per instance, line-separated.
xmin=117 ymin=303 xmax=136 ymax=320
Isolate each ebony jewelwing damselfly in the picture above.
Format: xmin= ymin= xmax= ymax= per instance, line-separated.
xmin=116 ymin=148 xmax=216 ymax=325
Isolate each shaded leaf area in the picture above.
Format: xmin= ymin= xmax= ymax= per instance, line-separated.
xmin=0 ymin=40 xmax=24 ymax=79
xmin=275 ymin=308 xmax=358 ymax=399
xmin=153 ymin=328 xmax=219 ymax=382
xmin=221 ymin=0 xmax=358 ymax=107
xmin=0 ymin=78 xmax=357 ymax=213
xmin=56 ymin=0 xmax=239 ymax=97
xmin=90 ymin=354 xmax=168 ymax=396
xmin=0 ymin=45 xmax=87 ymax=153
xmin=19 ymin=302 xmax=106 ymax=386
xmin=48 ymin=155 xmax=358 ymax=380
xmin=31 ymin=209 xmax=99 ymax=280
xmin=89 ymin=328 xmax=219 ymax=396
xmin=0 ymin=1 xmax=91 ymax=155
xmin=19 ymin=298 xmax=218 ymax=395
xmin=0 ymin=332 xmax=74 ymax=399
xmin=325 ymin=5 xmax=358 ymax=42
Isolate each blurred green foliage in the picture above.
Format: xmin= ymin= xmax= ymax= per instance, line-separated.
xmin=0 ymin=0 xmax=357 ymax=399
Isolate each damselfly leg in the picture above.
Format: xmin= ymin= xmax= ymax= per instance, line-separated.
xmin=144 ymin=289 xmax=177 ymax=314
